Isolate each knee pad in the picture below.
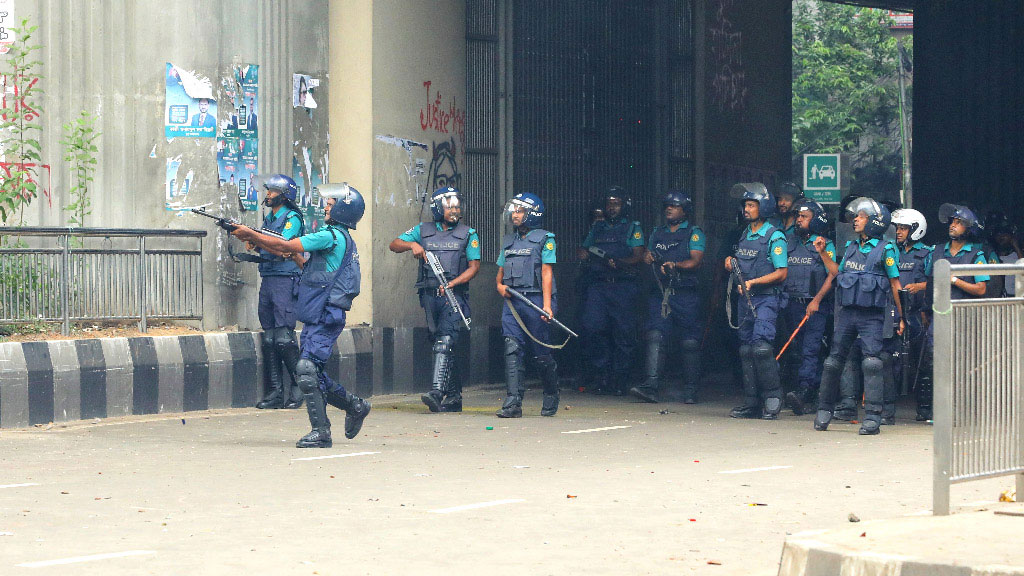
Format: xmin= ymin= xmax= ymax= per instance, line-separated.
xmin=645 ymin=330 xmax=664 ymax=343
xmin=862 ymin=355 xmax=884 ymax=378
xmin=682 ymin=339 xmax=700 ymax=352
xmin=295 ymin=358 xmax=319 ymax=393
xmin=504 ymin=336 xmax=521 ymax=357
xmin=273 ymin=328 xmax=297 ymax=349
xmin=534 ymin=355 xmax=557 ymax=370
xmin=823 ymin=355 xmax=844 ymax=374
xmin=433 ymin=334 xmax=454 ymax=355
xmin=261 ymin=330 xmax=275 ymax=347
xmin=753 ymin=341 xmax=774 ymax=360
xmin=738 ymin=344 xmax=753 ymax=360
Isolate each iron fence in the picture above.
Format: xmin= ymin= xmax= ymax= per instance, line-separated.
xmin=933 ymin=259 xmax=1024 ymax=515
xmin=0 ymin=227 xmax=206 ymax=334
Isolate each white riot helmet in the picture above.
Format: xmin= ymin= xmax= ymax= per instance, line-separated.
xmin=891 ymin=208 xmax=927 ymax=242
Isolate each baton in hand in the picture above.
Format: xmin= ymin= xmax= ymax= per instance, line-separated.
xmin=424 ymin=251 xmax=471 ymax=330
xmin=505 ymin=287 xmax=579 ymax=339
xmin=776 ymin=314 xmax=809 ymax=361
xmin=729 ymin=257 xmax=758 ymax=319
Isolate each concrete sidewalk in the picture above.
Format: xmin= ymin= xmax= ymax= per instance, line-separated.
xmin=780 ymin=504 xmax=1024 ymax=575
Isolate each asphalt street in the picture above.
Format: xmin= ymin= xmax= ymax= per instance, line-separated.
xmin=0 ymin=386 xmax=1011 ymax=575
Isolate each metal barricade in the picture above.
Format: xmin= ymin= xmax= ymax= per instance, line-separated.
xmin=933 ymin=259 xmax=1024 ymax=515
xmin=0 ymin=227 xmax=206 ymax=334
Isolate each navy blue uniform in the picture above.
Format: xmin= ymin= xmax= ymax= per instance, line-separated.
xmin=580 ymin=217 xmax=644 ymax=392
xmin=780 ymin=232 xmax=835 ymax=397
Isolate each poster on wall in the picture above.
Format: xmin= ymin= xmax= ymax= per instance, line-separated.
xmin=165 ymin=63 xmax=217 ymax=138
xmin=165 ymin=155 xmax=194 ymax=210
xmin=222 ymin=64 xmax=258 ymax=139
xmin=217 ymin=137 xmax=258 ymax=211
xmin=292 ymin=74 xmax=319 ymax=109
xmin=0 ymin=0 xmax=17 ymax=55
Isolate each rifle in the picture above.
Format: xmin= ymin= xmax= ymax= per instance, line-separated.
xmin=898 ymin=289 xmax=911 ymax=394
xmin=505 ymin=287 xmax=579 ymax=339
xmin=424 ymin=251 xmax=471 ymax=331
xmin=729 ymin=257 xmax=757 ymax=319
xmin=192 ymin=208 xmax=304 ymax=267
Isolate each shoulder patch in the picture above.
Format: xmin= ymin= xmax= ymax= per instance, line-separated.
xmin=284 ymin=221 xmax=293 ymax=230
xmin=471 ymin=238 xmax=479 ymax=248
xmin=827 ymin=251 xmax=835 ymax=260
xmin=886 ymin=257 xmax=895 ymax=267
xmin=545 ymin=241 xmax=555 ymax=251
xmin=691 ymin=233 xmax=700 ymax=242
xmin=773 ymin=246 xmax=783 ymax=256
xmin=633 ymin=231 xmax=642 ymax=240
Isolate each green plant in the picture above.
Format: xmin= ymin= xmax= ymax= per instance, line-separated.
xmin=0 ymin=18 xmax=44 ymax=228
xmin=61 ymin=110 xmax=100 ymax=228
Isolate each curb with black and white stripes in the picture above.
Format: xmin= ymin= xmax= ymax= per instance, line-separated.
xmin=0 ymin=329 xmax=373 ymax=429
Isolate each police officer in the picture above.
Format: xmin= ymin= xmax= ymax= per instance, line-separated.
xmin=496 ymin=192 xmax=560 ymax=418
xmin=937 ymin=204 xmax=989 ymax=299
xmin=577 ymin=186 xmax=645 ymax=396
xmin=231 ymin=184 xmax=371 ymax=448
xmin=985 ymin=211 xmax=1022 ymax=297
xmin=629 ymin=190 xmax=705 ymax=404
xmin=725 ymin=183 xmax=788 ymax=420
xmin=781 ymin=199 xmax=838 ymax=415
xmin=772 ymin=181 xmax=803 ymax=236
xmin=891 ymin=208 xmax=935 ymax=421
xmin=814 ymin=197 xmax=904 ymax=435
xmin=251 ymin=174 xmax=305 ymax=410
xmin=388 ymin=187 xmax=481 ymax=413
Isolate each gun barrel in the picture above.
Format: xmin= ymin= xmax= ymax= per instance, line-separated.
xmin=506 ymin=287 xmax=579 ymax=338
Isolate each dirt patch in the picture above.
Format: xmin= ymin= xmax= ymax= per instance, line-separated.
xmin=0 ymin=322 xmax=226 ymax=343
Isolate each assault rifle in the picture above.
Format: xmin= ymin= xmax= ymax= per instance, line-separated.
xmin=505 ymin=287 xmax=579 ymax=339
xmin=192 ymin=208 xmax=304 ymax=267
xmin=424 ymin=251 xmax=471 ymax=330
xmin=898 ymin=289 xmax=911 ymax=393
xmin=649 ymin=248 xmax=680 ymax=279
xmin=729 ymin=256 xmax=757 ymax=319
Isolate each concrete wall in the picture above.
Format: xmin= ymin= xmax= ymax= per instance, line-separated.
xmin=8 ymin=0 xmax=330 ymax=331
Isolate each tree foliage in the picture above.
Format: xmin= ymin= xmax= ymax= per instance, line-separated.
xmin=792 ymin=1 xmax=911 ymax=193
xmin=0 ymin=18 xmax=44 ymax=227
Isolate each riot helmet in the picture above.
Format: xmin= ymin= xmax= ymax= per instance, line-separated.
xmin=603 ymin=185 xmax=631 ymax=220
xmin=938 ymin=203 xmax=982 ymax=240
xmin=891 ymin=208 xmax=928 ymax=243
xmin=775 ymin=181 xmax=804 ymax=215
xmin=730 ymin=182 xmax=776 ymax=221
xmin=662 ymin=189 xmax=693 ymax=225
xmin=844 ymin=196 xmax=891 ymax=238
xmin=795 ymin=198 xmax=830 ymax=237
xmin=429 ymin=186 xmax=462 ymax=224
xmin=320 ymin=183 xmax=365 ymax=229
xmin=504 ymin=192 xmax=545 ymax=229
xmin=985 ymin=210 xmax=1017 ymax=243
xmin=263 ymin=174 xmax=299 ymax=209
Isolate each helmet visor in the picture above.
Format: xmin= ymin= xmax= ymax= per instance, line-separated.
xmin=843 ymin=197 xmax=881 ymax=223
xmin=437 ymin=194 xmax=461 ymax=212
xmin=503 ymin=198 xmax=534 ymax=227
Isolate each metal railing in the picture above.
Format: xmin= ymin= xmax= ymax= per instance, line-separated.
xmin=0 ymin=227 xmax=206 ymax=334
xmin=933 ymin=259 xmax=1024 ymax=515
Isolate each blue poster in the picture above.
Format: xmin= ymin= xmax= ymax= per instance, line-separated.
xmin=221 ymin=64 xmax=258 ymax=140
xmin=165 ymin=63 xmax=217 ymax=138
xmin=218 ymin=138 xmax=259 ymax=211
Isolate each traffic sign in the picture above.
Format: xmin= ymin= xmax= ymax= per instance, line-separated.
xmin=803 ymin=154 xmax=841 ymax=203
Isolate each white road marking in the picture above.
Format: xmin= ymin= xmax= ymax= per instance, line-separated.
xmin=561 ymin=425 xmax=632 ymax=435
xmin=16 ymin=550 xmax=155 ymax=568
xmin=430 ymin=499 xmax=525 ymax=514
xmin=0 ymin=483 xmax=39 ymax=489
xmin=292 ymin=451 xmax=380 ymax=462
xmin=718 ymin=465 xmax=792 ymax=474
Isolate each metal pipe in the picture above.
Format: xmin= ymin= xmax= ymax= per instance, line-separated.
xmin=933 ymin=259 xmax=952 ymax=515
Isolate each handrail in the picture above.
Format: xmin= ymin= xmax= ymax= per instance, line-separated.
xmin=0 ymin=227 xmax=207 ymax=238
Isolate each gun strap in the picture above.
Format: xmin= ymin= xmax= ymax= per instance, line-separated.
xmin=505 ymin=299 xmax=570 ymax=350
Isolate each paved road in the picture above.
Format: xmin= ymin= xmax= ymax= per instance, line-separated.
xmin=0 ymin=387 xmax=1010 ymax=575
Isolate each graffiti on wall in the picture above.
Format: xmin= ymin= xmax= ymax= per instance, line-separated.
xmin=427 ymin=137 xmax=460 ymax=192
xmin=419 ymin=81 xmax=466 ymax=151
xmin=709 ymin=0 xmax=747 ymax=114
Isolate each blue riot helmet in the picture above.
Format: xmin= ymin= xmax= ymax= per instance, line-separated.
xmin=604 ymin=185 xmax=632 ymax=220
xmin=795 ymin=198 xmax=830 ymax=237
xmin=662 ymin=189 xmax=693 ymax=225
xmin=729 ymin=182 xmax=776 ymax=221
xmin=504 ymin=192 xmax=545 ymax=229
xmin=263 ymin=174 xmax=299 ymax=208
xmin=320 ymin=183 xmax=365 ymax=229
xmin=844 ymin=196 xmax=891 ymax=238
xmin=776 ymin=181 xmax=804 ymax=215
xmin=938 ymin=203 xmax=982 ymax=240
xmin=430 ymin=186 xmax=462 ymax=223
xmin=984 ymin=210 xmax=1017 ymax=243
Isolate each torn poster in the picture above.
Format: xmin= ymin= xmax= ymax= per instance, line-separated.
xmin=165 ymin=155 xmax=189 ymax=210
xmin=221 ymin=64 xmax=258 ymax=139
xmin=165 ymin=63 xmax=217 ymax=138
xmin=217 ymin=137 xmax=258 ymax=211
xmin=0 ymin=0 xmax=16 ymax=55
xmin=293 ymin=74 xmax=319 ymax=109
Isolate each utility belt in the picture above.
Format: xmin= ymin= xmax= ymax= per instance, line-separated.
xmin=591 ymin=275 xmax=638 ymax=284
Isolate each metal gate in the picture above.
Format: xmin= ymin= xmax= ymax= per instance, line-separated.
xmin=932 ymin=259 xmax=1024 ymax=515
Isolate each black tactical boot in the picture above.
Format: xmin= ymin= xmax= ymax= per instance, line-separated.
xmin=440 ymin=392 xmax=463 ymax=413
xmin=296 ymin=389 xmax=332 ymax=448
xmin=814 ymin=354 xmax=843 ymax=431
xmin=278 ymin=338 xmax=304 ymax=409
xmin=256 ymin=336 xmax=285 ymax=409
xmin=343 ymin=394 xmax=371 ymax=439
xmin=496 ymin=396 xmax=523 ymax=418
xmin=730 ymin=345 xmax=762 ymax=418
xmin=754 ymin=342 xmax=783 ymax=420
xmin=536 ymin=355 xmax=559 ymax=416
xmin=590 ymin=373 xmax=613 ymax=395
xmin=786 ymin=387 xmax=816 ymax=416
xmin=860 ymin=356 xmax=885 ymax=436
xmin=915 ymin=355 xmax=933 ymax=421
xmin=422 ymin=337 xmax=452 ymax=413
xmin=881 ymin=351 xmax=897 ymax=425
xmin=814 ymin=409 xmax=832 ymax=431
xmin=630 ymin=331 xmax=662 ymax=403
xmin=421 ymin=390 xmax=443 ymax=413
xmin=681 ymin=339 xmax=701 ymax=405
xmin=859 ymin=418 xmax=881 ymax=435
